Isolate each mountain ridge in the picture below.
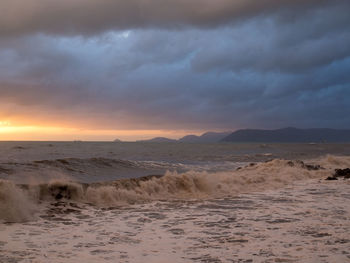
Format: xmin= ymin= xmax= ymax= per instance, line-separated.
xmin=115 ymin=128 xmax=350 ymax=143
xmin=138 ymin=131 xmax=231 ymax=143
xmin=221 ymin=127 xmax=350 ymax=143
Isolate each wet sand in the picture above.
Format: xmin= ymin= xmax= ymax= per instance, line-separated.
xmin=1 ymin=178 xmax=349 ymax=263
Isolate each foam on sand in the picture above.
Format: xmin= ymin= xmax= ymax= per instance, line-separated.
xmin=1 ymin=155 xmax=349 ymax=223
xmin=1 ymin=176 xmax=349 ymax=263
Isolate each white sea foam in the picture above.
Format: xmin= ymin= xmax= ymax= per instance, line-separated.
xmin=82 ymin=156 xmax=350 ymax=203
xmin=0 ymin=180 xmax=38 ymax=222
xmin=1 ymin=155 xmax=349 ymax=222
xmin=2 ymin=176 xmax=350 ymax=263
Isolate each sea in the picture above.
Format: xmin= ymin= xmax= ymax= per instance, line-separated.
xmin=1 ymin=141 xmax=350 ymax=262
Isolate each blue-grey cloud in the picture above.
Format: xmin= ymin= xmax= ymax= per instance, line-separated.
xmin=0 ymin=0 xmax=340 ymax=36
xmin=0 ymin=1 xmax=349 ymax=131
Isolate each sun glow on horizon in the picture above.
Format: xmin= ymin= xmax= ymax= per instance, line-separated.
xmin=0 ymin=121 xmax=199 ymax=141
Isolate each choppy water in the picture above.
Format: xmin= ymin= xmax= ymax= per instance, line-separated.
xmin=1 ymin=142 xmax=350 ymax=262
xmin=1 ymin=141 xmax=350 ymax=182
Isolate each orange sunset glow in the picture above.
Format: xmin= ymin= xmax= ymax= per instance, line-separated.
xmin=0 ymin=120 xmax=195 ymax=141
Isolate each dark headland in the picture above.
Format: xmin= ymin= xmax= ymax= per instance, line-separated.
xmin=221 ymin=127 xmax=350 ymax=143
xmin=119 ymin=128 xmax=350 ymax=143
xmin=178 ymin=132 xmax=231 ymax=143
xmin=138 ymin=132 xmax=230 ymax=143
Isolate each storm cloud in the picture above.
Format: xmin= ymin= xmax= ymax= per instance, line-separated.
xmin=0 ymin=0 xmax=349 ymax=133
xmin=0 ymin=0 xmax=341 ymax=36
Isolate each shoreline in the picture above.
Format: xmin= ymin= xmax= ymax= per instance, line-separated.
xmin=1 ymin=178 xmax=350 ymax=262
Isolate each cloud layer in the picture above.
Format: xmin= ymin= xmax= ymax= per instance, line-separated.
xmin=0 ymin=0 xmax=338 ymax=36
xmin=0 ymin=0 xmax=349 ymax=133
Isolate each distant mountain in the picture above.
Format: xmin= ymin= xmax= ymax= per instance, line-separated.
xmin=200 ymin=132 xmax=232 ymax=142
xmin=178 ymin=135 xmax=200 ymax=143
xmin=113 ymin=139 xmax=122 ymax=142
xmin=179 ymin=131 xmax=231 ymax=143
xmin=221 ymin=127 xmax=350 ymax=143
xmin=139 ymin=137 xmax=177 ymax=143
xmin=139 ymin=131 xmax=231 ymax=143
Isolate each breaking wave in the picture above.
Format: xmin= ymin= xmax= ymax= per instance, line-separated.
xmin=1 ymin=155 xmax=350 ymax=223
xmin=0 ymin=180 xmax=38 ymax=223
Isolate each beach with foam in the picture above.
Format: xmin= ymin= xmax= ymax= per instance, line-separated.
xmin=1 ymin=142 xmax=350 ymax=262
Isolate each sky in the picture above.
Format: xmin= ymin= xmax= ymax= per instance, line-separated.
xmin=0 ymin=0 xmax=350 ymax=141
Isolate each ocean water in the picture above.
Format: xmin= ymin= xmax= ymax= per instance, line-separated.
xmin=1 ymin=142 xmax=350 ymax=262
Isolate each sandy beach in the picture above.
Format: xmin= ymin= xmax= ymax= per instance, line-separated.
xmin=1 ymin=143 xmax=350 ymax=262
xmin=1 ymin=178 xmax=350 ymax=263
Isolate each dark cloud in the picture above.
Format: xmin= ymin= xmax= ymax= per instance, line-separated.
xmin=0 ymin=0 xmax=339 ymax=36
xmin=0 ymin=1 xmax=349 ymax=132
xmin=191 ymin=3 xmax=350 ymax=74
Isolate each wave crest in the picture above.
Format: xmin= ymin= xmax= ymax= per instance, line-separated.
xmin=0 ymin=180 xmax=38 ymax=223
xmin=1 ymin=155 xmax=349 ymax=222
